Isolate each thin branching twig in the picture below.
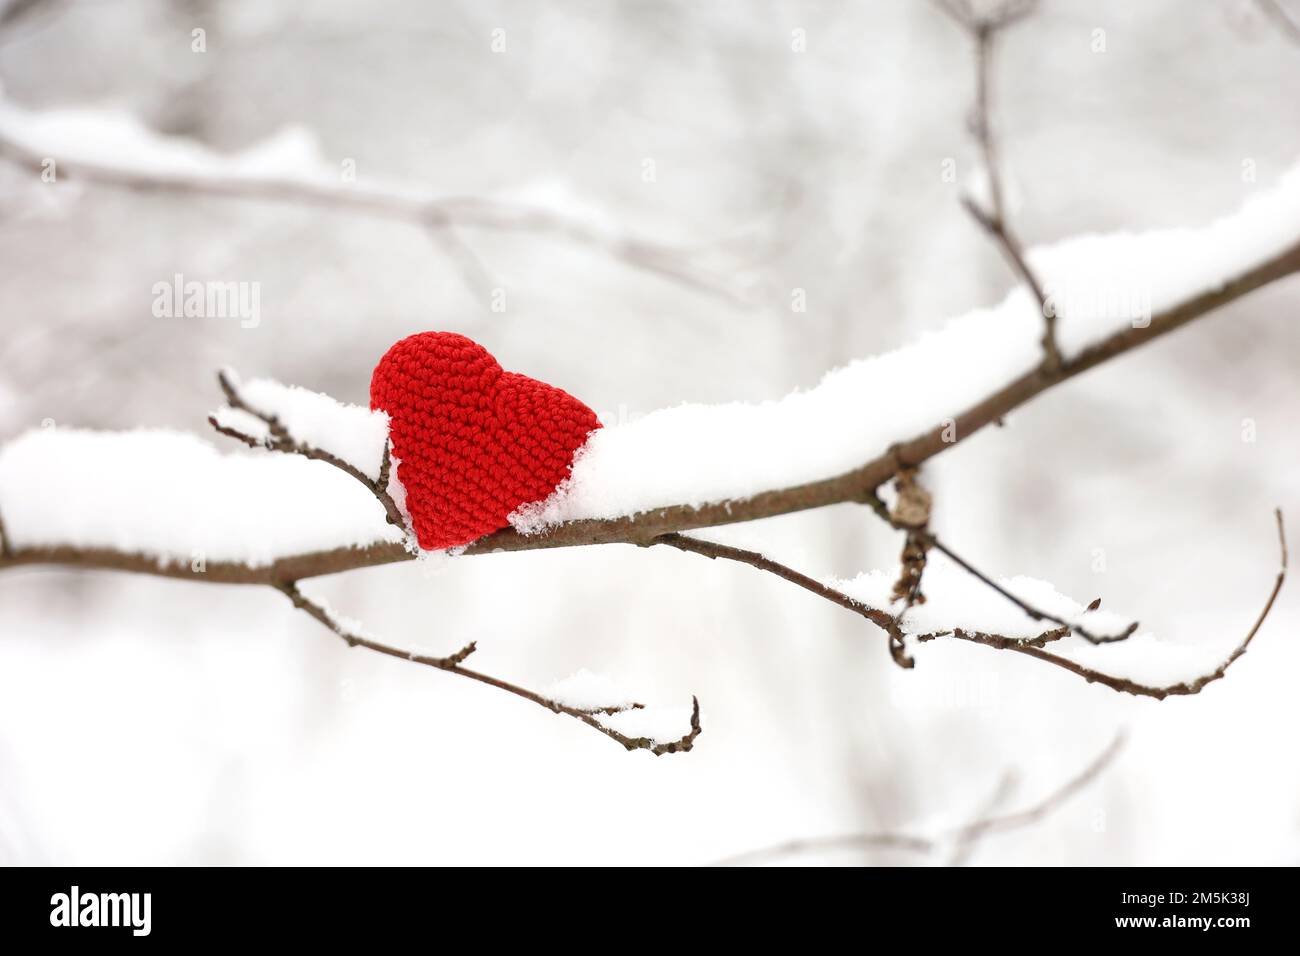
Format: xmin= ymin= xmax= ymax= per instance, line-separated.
xmin=936 ymin=0 xmax=1061 ymax=368
xmin=654 ymin=532 xmax=916 ymax=669
xmin=716 ymin=730 xmax=1124 ymax=865
xmin=275 ymin=581 xmax=700 ymax=755
xmin=0 ymin=130 xmax=750 ymax=307
xmin=657 ymin=510 xmax=1285 ymax=700
xmin=1257 ymin=0 xmax=1300 ymax=43
xmin=919 ymin=510 xmax=1288 ymax=700
xmin=209 ymin=369 xmax=407 ymax=531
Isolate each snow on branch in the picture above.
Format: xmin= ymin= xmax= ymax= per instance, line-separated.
xmin=0 ymin=96 xmax=751 ymax=305
xmin=208 ymin=369 xmax=404 ymax=530
xmin=513 ymin=157 xmax=1300 ymax=531
xmin=657 ymin=513 xmax=1286 ymax=701
xmin=2 ymin=2 xmax=1298 ymax=752
xmin=277 ymin=582 xmax=700 ymax=756
xmin=2 ymin=160 xmax=1298 ymax=577
xmin=0 ymin=425 xmax=402 ymax=570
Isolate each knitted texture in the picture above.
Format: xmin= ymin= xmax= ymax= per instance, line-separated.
xmin=370 ymin=331 xmax=601 ymax=550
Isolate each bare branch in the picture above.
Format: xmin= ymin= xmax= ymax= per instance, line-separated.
xmin=653 ymin=532 xmax=915 ymax=668
xmin=0 ymin=131 xmax=749 ymax=307
xmin=210 ymin=369 xmax=407 ymax=532
xmin=1257 ymin=0 xmax=1300 ymax=43
xmin=0 ymin=503 xmax=9 ymax=557
xmin=275 ymin=580 xmax=701 ymax=756
xmin=947 ymin=770 xmax=1017 ymax=866
xmin=936 ymin=0 xmax=1060 ymax=368
xmin=716 ymin=730 xmax=1124 ymax=865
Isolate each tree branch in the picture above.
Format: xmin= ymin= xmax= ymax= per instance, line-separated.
xmin=1257 ymin=0 xmax=1300 ymax=43
xmin=654 ymin=532 xmax=915 ymax=668
xmin=866 ymin=487 xmax=1139 ymax=646
xmin=209 ymin=369 xmax=407 ymax=532
xmin=0 ymin=129 xmax=748 ymax=307
xmin=4 ymin=233 xmax=1298 ymax=585
xmin=919 ymin=509 xmax=1288 ymax=699
xmin=275 ymin=580 xmax=701 ymax=755
xmin=937 ymin=0 xmax=1060 ymax=368
xmin=716 ymin=729 xmax=1124 ymax=865
xmin=655 ymin=507 xmax=1285 ymax=700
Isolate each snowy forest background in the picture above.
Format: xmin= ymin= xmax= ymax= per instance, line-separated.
xmin=1 ymin=0 xmax=1299 ymax=865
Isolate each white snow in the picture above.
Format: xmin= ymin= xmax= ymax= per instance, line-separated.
xmin=598 ymin=703 xmax=699 ymax=745
xmin=220 ymin=375 xmax=390 ymax=482
xmin=512 ymin=160 xmax=1300 ymax=531
xmin=544 ymin=668 xmax=637 ymax=711
xmin=209 ymin=406 xmax=272 ymax=445
xmin=0 ymin=427 xmax=401 ymax=566
xmin=0 ymin=96 xmax=337 ymax=184
xmin=834 ymin=559 xmax=1244 ymax=687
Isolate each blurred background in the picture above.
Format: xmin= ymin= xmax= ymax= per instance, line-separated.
xmin=1 ymin=0 xmax=1298 ymax=865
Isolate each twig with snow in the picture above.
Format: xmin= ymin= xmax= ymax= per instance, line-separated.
xmin=917 ymin=510 xmax=1288 ymax=700
xmin=717 ymin=730 xmax=1124 ymax=866
xmin=865 ymin=485 xmax=1138 ymax=646
xmin=4 ymin=218 xmax=1297 ymax=583
xmin=654 ymin=532 xmax=916 ymax=669
xmin=208 ymin=376 xmax=700 ymax=752
xmin=926 ymin=534 xmax=1139 ymax=645
xmin=0 ymin=100 xmax=751 ymax=307
xmin=659 ymin=512 xmax=1285 ymax=699
xmin=276 ymin=581 xmax=700 ymax=756
xmin=209 ymin=369 xmax=407 ymax=533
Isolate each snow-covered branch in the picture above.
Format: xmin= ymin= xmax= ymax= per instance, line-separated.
xmin=0 ymin=97 xmax=752 ymax=305
xmin=4 ymin=192 xmax=1297 ymax=581
xmin=276 ymin=581 xmax=701 ymax=756
xmin=208 ymin=370 xmax=405 ymax=531
xmin=3 ymin=2 xmax=1298 ymax=751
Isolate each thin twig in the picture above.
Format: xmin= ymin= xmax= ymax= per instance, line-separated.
xmin=867 ymin=483 xmax=1136 ymax=644
xmin=937 ymin=0 xmax=1061 ymax=368
xmin=653 ymin=532 xmax=915 ymax=668
xmin=660 ymin=509 xmax=1284 ymax=700
xmin=929 ymin=534 xmax=1138 ymax=644
xmin=945 ymin=729 xmax=1124 ymax=849
xmin=1257 ymin=0 xmax=1300 ymax=43
xmin=920 ymin=510 xmax=1288 ymax=699
xmin=0 ymin=504 xmax=9 ymax=557
xmin=716 ymin=730 xmax=1124 ymax=865
xmin=275 ymin=580 xmax=701 ymax=756
xmin=210 ymin=369 xmax=407 ymax=531
xmin=947 ymin=770 xmax=1017 ymax=866
xmin=0 ymin=131 xmax=749 ymax=307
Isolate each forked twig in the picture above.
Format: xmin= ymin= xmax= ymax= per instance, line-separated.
xmin=919 ymin=510 xmax=1288 ymax=700
xmin=936 ymin=0 xmax=1061 ymax=368
xmin=209 ymin=369 xmax=407 ymax=531
xmin=717 ymin=730 xmax=1124 ymax=865
xmin=275 ymin=581 xmax=701 ymax=755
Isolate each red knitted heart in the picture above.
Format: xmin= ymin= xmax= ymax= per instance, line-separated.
xmin=370 ymin=332 xmax=601 ymax=550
